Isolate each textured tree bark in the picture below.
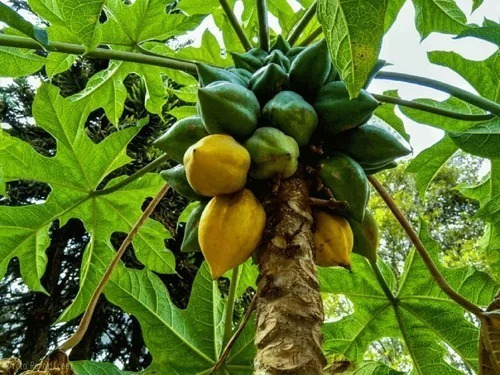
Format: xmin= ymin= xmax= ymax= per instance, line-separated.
xmin=254 ymin=178 xmax=326 ymax=374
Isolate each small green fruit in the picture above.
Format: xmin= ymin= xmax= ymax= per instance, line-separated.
xmin=181 ymin=201 xmax=207 ymax=253
xmin=319 ymin=152 xmax=370 ymax=222
xmin=197 ymin=81 xmax=260 ymax=139
xmin=197 ymin=63 xmax=246 ymax=87
xmin=349 ymin=209 xmax=379 ymax=261
xmin=160 ymin=165 xmax=203 ymax=201
xmin=154 ymin=116 xmax=208 ymax=163
xmin=244 ymin=127 xmax=299 ymax=179
xmin=289 ymin=39 xmax=330 ymax=98
xmin=314 ymin=81 xmax=379 ymax=135
xmin=249 ymin=63 xmax=289 ymax=105
xmin=262 ymin=91 xmax=318 ymax=146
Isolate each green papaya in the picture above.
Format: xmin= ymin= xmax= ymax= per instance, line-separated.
xmin=228 ymin=68 xmax=253 ymax=85
xmin=324 ymin=63 xmax=339 ymax=83
xmin=314 ymin=81 xmax=379 ymax=135
xmin=197 ymin=63 xmax=246 ymax=87
xmin=270 ymin=34 xmax=291 ymax=53
xmin=249 ymin=63 xmax=289 ymax=105
xmin=263 ymin=50 xmax=290 ymax=71
xmin=243 ymin=127 xmax=299 ymax=179
xmin=262 ymin=91 xmax=318 ymax=146
xmin=181 ymin=201 xmax=208 ymax=253
xmin=319 ymin=152 xmax=369 ymax=222
xmin=231 ymin=52 xmax=263 ymax=72
xmin=286 ymin=46 xmax=305 ymax=62
xmin=247 ymin=47 xmax=268 ymax=61
xmin=363 ymin=160 xmax=398 ymax=175
xmin=349 ymin=209 xmax=378 ymax=261
xmin=363 ymin=59 xmax=387 ymax=89
xmin=197 ymin=81 xmax=260 ymax=139
xmin=330 ymin=123 xmax=412 ymax=166
xmin=154 ymin=116 xmax=209 ymax=163
xmin=160 ymin=165 xmax=203 ymax=201
xmin=289 ymin=39 xmax=330 ymax=98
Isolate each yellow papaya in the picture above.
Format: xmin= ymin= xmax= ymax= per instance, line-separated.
xmin=199 ymin=189 xmax=266 ymax=279
xmin=184 ymin=135 xmax=250 ymax=197
xmin=312 ymin=210 xmax=353 ymax=268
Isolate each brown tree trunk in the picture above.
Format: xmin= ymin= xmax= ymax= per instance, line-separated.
xmin=254 ymin=178 xmax=326 ymax=374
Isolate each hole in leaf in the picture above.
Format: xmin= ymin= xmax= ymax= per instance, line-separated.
xmin=365 ymin=337 xmax=413 ymax=373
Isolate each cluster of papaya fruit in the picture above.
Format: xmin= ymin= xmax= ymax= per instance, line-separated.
xmin=155 ymin=35 xmax=412 ymax=279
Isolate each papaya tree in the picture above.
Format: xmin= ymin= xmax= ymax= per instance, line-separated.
xmin=0 ymin=0 xmax=499 ymax=374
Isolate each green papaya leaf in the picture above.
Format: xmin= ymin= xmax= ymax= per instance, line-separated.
xmin=0 ymin=46 xmax=45 ymax=77
xmin=0 ymin=84 xmax=174 ymax=320
xmin=455 ymin=19 xmax=500 ymax=46
xmin=399 ymin=97 xmax=490 ymax=132
xmin=384 ymin=0 xmax=405 ymax=32
xmin=449 ymin=119 xmax=500 ymax=159
xmin=320 ymin=221 xmax=499 ymax=373
xmin=28 ymin=0 xmax=104 ymax=49
xmin=72 ymin=262 xmax=256 ymax=374
xmin=428 ymin=50 xmax=499 ymax=102
xmin=0 ymin=2 xmax=48 ymax=46
xmin=407 ymin=135 xmax=458 ymax=200
xmin=317 ymin=0 xmax=387 ymax=98
xmin=411 ymin=0 xmax=468 ymax=40
xmin=472 ymin=0 xmax=485 ymax=12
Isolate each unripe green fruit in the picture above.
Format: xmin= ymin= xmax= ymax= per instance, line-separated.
xmin=262 ymin=91 xmax=318 ymax=146
xmin=289 ymin=39 xmax=330 ymax=98
xmin=330 ymin=123 xmax=412 ymax=166
xmin=263 ymin=50 xmax=290 ymax=71
xmin=349 ymin=209 xmax=379 ymax=261
xmin=231 ymin=52 xmax=264 ymax=72
xmin=249 ymin=63 xmax=289 ymax=105
xmin=228 ymin=68 xmax=253 ymax=86
xmin=286 ymin=46 xmax=305 ymax=62
xmin=197 ymin=63 xmax=246 ymax=87
xmin=181 ymin=201 xmax=207 ymax=253
xmin=197 ymin=81 xmax=260 ymax=139
xmin=314 ymin=81 xmax=379 ymax=135
xmin=270 ymin=35 xmax=291 ymax=53
xmin=154 ymin=116 xmax=208 ymax=163
xmin=319 ymin=152 xmax=369 ymax=222
xmin=244 ymin=127 xmax=299 ymax=179
xmin=160 ymin=165 xmax=204 ymax=201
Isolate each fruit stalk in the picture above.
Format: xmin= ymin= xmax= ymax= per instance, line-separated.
xmin=254 ymin=178 xmax=326 ymax=374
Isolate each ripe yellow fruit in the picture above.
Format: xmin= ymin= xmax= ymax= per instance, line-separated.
xmin=312 ymin=210 xmax=353 ymax=268
xmin=184 ymin=134 xmax=251 ymax=197
xmin=199 ymin=189 xmax=266 ymax=279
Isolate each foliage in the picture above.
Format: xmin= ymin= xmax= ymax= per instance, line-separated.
xmin=0 ymin=0 xmax=499 ymax=373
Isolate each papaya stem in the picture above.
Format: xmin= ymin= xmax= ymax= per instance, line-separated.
xmin=368 ymin=176 xmax=485 ymax=318
xmin=309 ymin=197 xmax=349 ymax=213
xmin=91 ymin=154 xmax=170 ymax=197
xmin=288 ymin=1 xmax=318 ymax=45
xmin=372 ymin=93 xmax=495 ymax=121
xmin=256 ymin=0 xmax=270 ymax=51
xmin=58 ymin=184 xmax=170 ymax=352
xmin=223 ymin=265 xmax=240 ymax=346
xmin=375 ymin=71 xmax=500 ymax=117
xmin=218 ymin=0 xmax=253 ymax=51
xmin=0 ymin=34 xmax=198 ymax=74
xmin=210 ymin=293 xmax=257 ymax=374
xmin=298 ymin=26 xmax=322 ymax=47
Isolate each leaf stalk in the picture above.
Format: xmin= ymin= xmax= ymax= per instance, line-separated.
xmin=223 ymin=265 xmax=240 ymax=346
xmin=372 ymin=93 xmax=495 ymax=121
xmin=287 ymin=1 xmax=318 ymax=45
xmin=256 ymin=0 xmax=270 ymax=51
xmin=218 ymin=0 xmax=253 ymax=51
xmin=368 ymin=176 xmax=485 ymax=318
xmin=375 ymin=71 xmax=500 ymax=117
xmin=91 ymin=154 xmax=170 ymax=197
xmin=0 ymin=34 xmax=198 ymax=74
xmin=58 ymin=183 xmax=170 ymax=352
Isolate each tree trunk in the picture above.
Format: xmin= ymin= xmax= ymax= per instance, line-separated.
xmin=254 ymin=178 xmax=326 ymax=374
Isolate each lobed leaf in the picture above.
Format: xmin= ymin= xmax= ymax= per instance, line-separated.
xmin=317 ymin=0 xmax=387 ymax=98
